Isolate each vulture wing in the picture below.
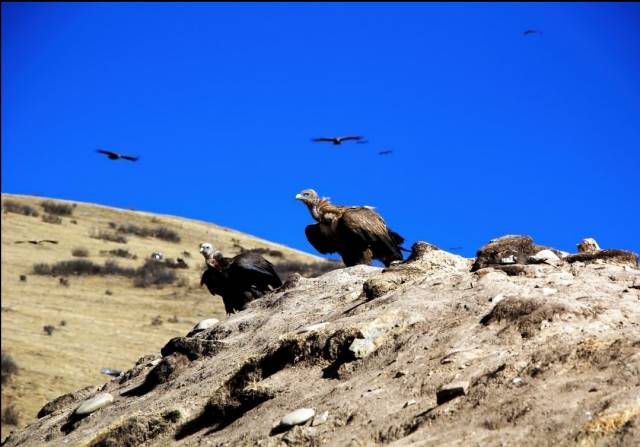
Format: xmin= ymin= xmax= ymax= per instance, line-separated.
xmin=120 ymin=155 xmax=139 ymax=161
xmin=97 ymin=149 xmax=119 ymax=157
xmin=312 ymin=138 xmax=335 ymax=143
xmin=339 ymin=135 xmax=363 ymax=142
xmin=230 ymin=253 xmax=283 ymax=290
xmin=338 ymin=208 xmax=404 ymax=265
xmin=41 ymin=240 xmax=59 ymax=244
xmin=305 ymin=223 xmax=338 ymax=254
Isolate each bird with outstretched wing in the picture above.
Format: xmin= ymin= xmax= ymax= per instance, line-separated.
xmin=311 ymin=135 xmax=364 ymax=145
xmin=97 ymin=149 xmax=139 ymax=161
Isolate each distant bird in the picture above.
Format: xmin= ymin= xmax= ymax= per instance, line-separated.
xmin=199 ymin=242 xmax=283 ymax=315
xmin=523 ymin=29 xmax=542 ymax=36
xmin=296 ymin=189 xmax=405 ymax=267
xmin=15 ymin=240 xmax=58 ymax=245
xmin=96 ymin=149 xmax=139 ymax=162
xmin=100 ymin=368 xmax=122 ymax=377
xmin=378 ymin=150 xmax=393 ymax=155
xmin=312 ymin=135 xmax=364 ymax=145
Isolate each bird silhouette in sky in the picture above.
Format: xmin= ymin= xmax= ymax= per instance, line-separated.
xmin=311 ymin=135 xmax=364 ymax=145
xmin=523 ymin=29 xmax=542 ymax=36
xmin=378 ymin=150 xmax=393 ymax=155
xmin=97 ymin=149 xmax=139 ymax=161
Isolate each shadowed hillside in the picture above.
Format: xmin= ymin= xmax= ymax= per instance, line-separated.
xmin=0 ymin=194 xmax=336 ymax=438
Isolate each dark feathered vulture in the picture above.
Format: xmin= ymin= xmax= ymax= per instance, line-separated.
xmin=199 ymin=242 xmax=282 ymax=315
xmin=311 ymin=135 xmax=364 ymax=145
xmin=97 ymin=149 xmax=139 ymax=161
xmin=295 ymin=189 xmax=405 ymax=267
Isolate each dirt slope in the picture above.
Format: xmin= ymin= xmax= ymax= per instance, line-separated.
xmin=2 ymin=234 xmax=638 ymax=446
xmin=0 ymin=194 xmax=328 ymax=438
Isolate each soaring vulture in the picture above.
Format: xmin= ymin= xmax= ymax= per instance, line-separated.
xmin=97 ymin=149 xmax=139 ymax=161
xmin=199 ymin=242 xmax=283 ymax=315
xmin=295 ymin=189 xmax=405 ymax=267
xmin=15 ymin=240 xmax=58 ymax=245
xmin=311 ymin=135 xmax=364 ymax=145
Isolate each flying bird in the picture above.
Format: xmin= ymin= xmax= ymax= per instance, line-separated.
xmin=15 ymin=240 xmax=58 ymax=245
xmin=296 ymin=189 xmax=405 ymax=267
xmin=312 ymin=135 xmax=364 ymax=145
xmin=96 ymin=149 xmax=139 ymax=162
xmin=199 ymin=242 xmax=283 ymax=315
xmin=378 ymin=150 xmax=393 ymax=155
xmin=523 ymin=29 xmax=542 ymax=36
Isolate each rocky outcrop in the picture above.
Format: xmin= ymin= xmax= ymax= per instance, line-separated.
xmin=3 ymin=236 xmax=639 ymax=447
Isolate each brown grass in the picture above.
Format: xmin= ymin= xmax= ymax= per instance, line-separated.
xmin=580 ymin=405 xmax=640 ymax=441
xmin=0 ymin=193 xmax=322 ymax=437
xmin=481 ymin=297 xmax=569 ymax=338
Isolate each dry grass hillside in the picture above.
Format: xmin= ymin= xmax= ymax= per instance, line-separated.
xmin=0 ymin=193 xmax=333 ymax=438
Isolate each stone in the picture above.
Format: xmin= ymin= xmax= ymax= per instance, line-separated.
xmin=297 ymin=322 xmax=329 ymax=334
xmin=194 ymin=318 xmax=219 ymax=331
xmin=512 ymin=377 xmax=525 ymax=386
xmin=500 ymin=255 xmax=516 ymax=264
xmin=541 ymin=288 xmax=557 ymax=296
xmin=280 ymin=408 xmax=315 ymax=428
xmin=631 ymin=278 xmax=640 ymax=289
xmin=349 ymin=338 xmax=377 ymax=359
xmin=436 ymin=381 xmax=469 ymax=405
xmin=529 ymin=249 xmax=561 ymax=265
xmin=73 ymin=392 xmax=114 ymax=416
xmin=578 ymin=238 xmax=600 ymax=253
xmin=311 ymin=410 xmax=329 ymax=427
xmin=403 ymin=400 xmax=417 ymax=408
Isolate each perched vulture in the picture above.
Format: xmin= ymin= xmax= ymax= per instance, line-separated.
xmin=295 ymin=189 xmax=405 ymax=267
xmin=199 ymin=242 xmax=282 ymax=315
xmin=311 ymin=135 xmax=364 ymax=145
xmin=97 ymin=149 xmax=139 ymax=161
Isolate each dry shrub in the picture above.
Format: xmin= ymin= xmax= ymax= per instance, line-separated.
xmin=90 ymin=229 xmax=128 ymax=244
xmin=134 ymin=260 xmax=177 ymax=288
xmin=1 ymin=405 xmax=20 ymax=426
xmin=480 ymin=297 xmax=569 ymax=338
xmin=3 ymin=200 xmax=39 ymax=217
xmin=151 ymin=316 xmax=163 ymax=326
xmin=116 ymin=224 xmax=181 ymax=243
xmin=72 ymin=247 xmax=89 ymax=257
xmin=43 ymin=325 xmax=55 ymax=336
xmin=1 ymin=352 xmax=18 ymax=384
xmin=42 ymin=214 xmax=63 ymax=224
xmin=100 ymin=248 xmax=137 ymax=259
xmin=41 ymin=200 xmax=73 ymax=216
xmin=275 ymin=260 xmax=342 ymax=278
xmin=580 ymin=406 xmax=640 ymax=440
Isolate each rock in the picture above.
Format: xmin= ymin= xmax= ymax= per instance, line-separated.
xmin=297 ymin=322 xmax=329 ymax=334
xmin=565 ymin=249 xmax=638 ymax=267
xmin=436 ymin=381 xmax=469 ymax=405
xmin=500 ymin=255 xmax=516 ymax=264
xmin=490 ymin=293 xmax=505 ymax=304
xmin=349 ymin=338 xmax=377 ymax=359
xmin=74 ymin=393 xmax=114 ymax=416
xmin=578 ymin=238 xmax=601 ymax=253
xmin=632 ymin=278 xmax=640 ymax=289
xmin=403 ymin=400 xmax=417 ymax=408
xmin=529 ymin=249 xmax=561 ymax=266
xmin=311 ymin=410 xmax=329 ymax=427
xmin=280 ymin=408 xmax=315 ymax=428
xmin=512 ymin=377 xmax=525 ymax=386
xmin=541 ymin=288 xmax=557 ymax=296
xmin=194 ymin=318 xmax=219 ymax=331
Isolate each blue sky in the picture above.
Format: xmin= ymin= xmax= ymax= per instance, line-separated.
xmin=2 ymin=3 xmax=639 ymax=259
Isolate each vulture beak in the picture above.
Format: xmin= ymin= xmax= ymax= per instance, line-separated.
xmin=295 ymin=194 xmax=303 ymax=201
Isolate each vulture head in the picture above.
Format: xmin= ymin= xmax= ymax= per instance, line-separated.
xmin=295 ymin=189 xmax=320 ymax=206
xmin=199 ymin=242 xmax=221 ymax=261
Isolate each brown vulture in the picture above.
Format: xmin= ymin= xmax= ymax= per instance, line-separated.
xmin=295 ymin=189 xmax=405 ymax=267
xmin=199 ymin=242 xmax=283 ymax=315
xmin=97 ymin=149 xmax=139 ymax=161
xmin=15 ymin=240 xmax=58 ymax=245
xmin=311 ymin=135 xmax=364 ymax=145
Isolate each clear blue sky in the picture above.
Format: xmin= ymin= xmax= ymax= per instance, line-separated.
xmin=3 ymin=3 xmax=639 ymax=259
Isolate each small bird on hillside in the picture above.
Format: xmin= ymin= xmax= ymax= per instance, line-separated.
xmin=15 ymin=240 xmax=58 ymax=245
xmin=523 ymin=29 xmax=542 ymax=36
xmin=312 ymin=135 xmax=364 ymax=145
xmin=378 ymin=150 xmax=393 ymax=155
xmin=96 ymin=149 xmax=139 ymax=162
